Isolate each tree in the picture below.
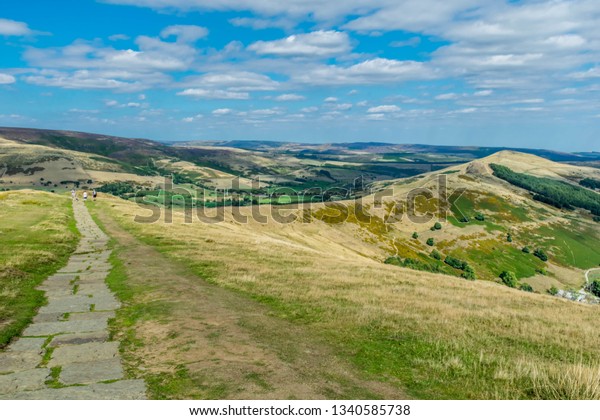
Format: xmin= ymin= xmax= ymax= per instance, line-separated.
xmin=588 ymin=280 xmax=600 ymax=298
xmin=534 ymin=248 xmax=548 ymax=262
xmin=475 ymin=213 xmax=485 ymax=221
xmin=426 ymin=238 xmax=435 ymax=246
xmin=507 ymin=233 xmax=513 ymax=243
xmin=431 ymin=249 xmax=442 ymax=260
xmin=548 ymin=286 xmax=559 ymax=296
xmin=433 ymin=222 xmax=442 ymax=230
xmin=412 ymin=232 xmax=419 ymax=239
xmin=499 ymin=271 xmax=518 ymax=288
xmin=522 ymin=246 xmax=531 ymax=254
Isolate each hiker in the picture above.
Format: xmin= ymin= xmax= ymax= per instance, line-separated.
xmin=71 ymin=189 xmax=78 ymax=201
xmin=83 ymin=191 xmax=88 ymax=201
xmin=92 ymin=189 xmax=97 ymax=201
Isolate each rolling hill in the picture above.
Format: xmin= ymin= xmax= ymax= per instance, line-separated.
xmin=2 ymin=127 xmax=600 ymax=399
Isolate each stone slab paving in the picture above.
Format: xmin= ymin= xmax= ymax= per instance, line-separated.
xmin=0 ymin=200 xmax=146 ymax=400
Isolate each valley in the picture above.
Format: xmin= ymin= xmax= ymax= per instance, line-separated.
xmin=1 ymin=127 xmax=600 ymax=399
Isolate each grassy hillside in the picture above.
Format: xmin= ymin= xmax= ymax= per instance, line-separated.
xmin=0 ymin=191 xmax=78 ymax=347
xmin=92 ymin=193 xmax=600 ymax=399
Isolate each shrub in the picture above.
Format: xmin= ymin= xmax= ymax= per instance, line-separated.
xmin=462 ymin=265 xmax=476 ymax=280
xmin=522 ymin=246 xmax=531 ymax=254
xmin=499 ymin=270 xmax=518 ymax=288
xmin=588 ymin=280 xmax=600 ymax=298
xmin=430 ymin=249 xmax=442 ymax=260
xmin=412 ymin=232 xmax=419 ymax=239
xmin=426 ymin=238 xmax=435 ymax=246
xmin=520 ymin=283 xmax=534 ymax=292
xmin=507 ymin=233 xmax=513 ymax=243
xmin=384 ymin=256 xmax=446 ymax=274
xmin=459 ymin=216 xmax=469 ymax=223
xmin=445 ymin=255 xmax=468 ymax=270
xmin=548 ymin=286 xmax=559 ymax=295
xmin=433 ymin=222 xmax=442 ymax=230
xmin=534 ymin=248 xmax=549 ymax=262
xmin=475 ymin=213 xmax=485 ymax=221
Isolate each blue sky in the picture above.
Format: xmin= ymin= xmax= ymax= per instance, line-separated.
xmin=0 ymin=0 xmax=599 ymax=151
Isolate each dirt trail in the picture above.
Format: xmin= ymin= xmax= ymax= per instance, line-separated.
xmin=0 ymin=200 xmax=146 ymax=399
xmin=94 ymin=206 xmax=406 ymax=400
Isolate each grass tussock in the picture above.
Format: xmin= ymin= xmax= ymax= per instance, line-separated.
xmin=530 ymin=362 xmax=600 ymax=400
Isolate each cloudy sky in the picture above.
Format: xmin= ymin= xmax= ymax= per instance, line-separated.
xmin=1 ymin=0 xmax=600 ymax=151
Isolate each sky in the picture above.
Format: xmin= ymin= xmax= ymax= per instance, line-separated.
xmin=0 ymin=1 xmax=600 ymax=151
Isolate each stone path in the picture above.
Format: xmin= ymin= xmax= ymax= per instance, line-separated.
xmin=0 ymin=200 xmax=146 ymax=399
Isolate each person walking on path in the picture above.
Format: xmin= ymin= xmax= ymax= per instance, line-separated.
xmin=83 ymin=191 xmax=88 ymax=201
xmin=71 ymin=189 xmax=78 ymax=201
xmin=92 ymin=189 xmax=98 ymax=201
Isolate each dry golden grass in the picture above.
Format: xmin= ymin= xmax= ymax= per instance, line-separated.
xmin=97 ymin=193 xmax=600 ymax=399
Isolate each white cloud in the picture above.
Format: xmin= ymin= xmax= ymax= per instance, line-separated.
xmin=435 ymin=93 xmax=459 ymax=100
xmin=24 ymin=69 xmax=153 ymax=91
xmin=570 ymin=67 xmax=600 ymax=80
xmin=366 ymin=113 xmax=386 ymax=121
xmin=182 ymin=114 xmax=203 ymax=122
xmin=182 ymin=72 xmax=279 ymax=92
xmin=229 ymin=17 xmax=294 ymax=30
xmin=0 ymin=18 xmax=34 ymax=36
xmin=275 ymin=94 xmax=305 ymax=101
xmin=160 ymin=25 xmax=208 ymax=43
xmin=212 ymin=108 xmax=234 ymax=116
xmin=330 ymin=103 xmax=352 ymax=111
xmin=450 ymin=107 xmax=477 ymax=114
xmin=367 ymin=105 xmax=400 ymax=113
xmin=108 ymin=34 xmax=130 ymax=41
xmin=390 ymin=37 xmax=421 ymax=48
xmin=301 ymin=106 xmax=318 ymax=113
xmin=296 ymin=58 xmax=437 ymax=86
xmin=248 ymin=31 xmax=351 ymax=57
xmin=324 ymin=97 xmax=338 ymax=102
xmin=0 ymin=73 xmax=16 ymax=84
xmin=473 ymin=90 xmax=493 ymax=97
xmin=177 ymin=89 xmax=249 ymax=100
xmin=250 ymin=108 xmax=284 ymax=116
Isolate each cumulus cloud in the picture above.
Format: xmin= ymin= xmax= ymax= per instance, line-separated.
xmin=367 ymin=105 xmax=401 ymax=113
xmin=0 ymin=18 xmax=34 ymax=36
xmin=177 ymin=88 xmax=249 ymax=99
xmin=248 ymin=31 xmax=351 ymax=57
xmin=182 ymin=71 xmax=279 ymax=92
xmin=160 ymin=25 xmax=208 ymax=43
xmin=182 ymin=113 xmax=203 ymax=122
xmin=275 ymin=93 xmax=305 ymax=101
xmin=295 ymin=58 xmax=437 ymax=86
xmin=212 ymin=108 xmax=234 ymax=116
xmin=24 ymin=69 xmax=150 ymax=91
xmin=0 ymin=73 xmax=16 ymax=84
xmin=435 ymin=93 xmax=459 ymax=100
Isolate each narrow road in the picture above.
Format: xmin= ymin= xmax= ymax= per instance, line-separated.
xmin=0 ymin=200 xmax=146 ymax=399
xmin=585 ymin=268 xmax=600 ymax=286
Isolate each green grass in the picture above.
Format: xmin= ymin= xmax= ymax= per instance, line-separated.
xmin=0 ymin=191 xmax=78 ymax=348
xmin=532 ymin=224 xmax=600 ymax=269
xmin=452 ymin=240 xmax=546 ymax=280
